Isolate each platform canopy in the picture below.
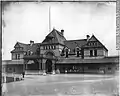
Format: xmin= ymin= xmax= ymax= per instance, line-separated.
xmin=57 ymin=56 xmax=119 ymax=64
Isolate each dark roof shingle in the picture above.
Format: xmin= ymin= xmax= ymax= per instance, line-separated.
xmin=42 ymin=28 xmax=66 ymax=45
xmin=11 ymin=42 xmax=41 ymax=53
xmin=64 ymin=39 xmax=87 ymax=54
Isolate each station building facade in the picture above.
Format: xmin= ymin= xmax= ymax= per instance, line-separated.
xmin=3 ymin=28 xmax=119 ymax=74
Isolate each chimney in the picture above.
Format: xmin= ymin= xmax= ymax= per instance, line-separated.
xmin=30 ymin=40 xmax=34 ymax=46
xmin=61 ymin=29 xmax=64 ymax=36
xmin=86 ymin=35 xmax=90 ymax=41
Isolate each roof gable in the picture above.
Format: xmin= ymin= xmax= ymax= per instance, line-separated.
xmin=42 ymin=28 xmax=66 ymax=45
xmin=11 ymin=42 xmax=40 ymax=53
xmin=14 ymin=42 xmax=21 ymax=48
xmin=84 ymin=35 xmax=108 ymax=51
xmin=89 ymin=35 xmax=98 ymax=41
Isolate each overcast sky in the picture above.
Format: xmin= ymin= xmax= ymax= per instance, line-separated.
xmin=2 ymin=2 xmax=117 ymax=60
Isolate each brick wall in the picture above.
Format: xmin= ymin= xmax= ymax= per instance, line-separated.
xmin=84 ymin=48 xmax=106 ymax=59
xmin=40 ymin=45 xmax=64 ymax=57
xmin=12 ymin=53 xmax=24 ymax=60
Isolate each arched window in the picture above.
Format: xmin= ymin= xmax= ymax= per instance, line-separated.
xmin=46 ymin=51 xmax=54 ymax=57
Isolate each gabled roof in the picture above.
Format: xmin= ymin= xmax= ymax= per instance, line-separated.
xmin=64 ymin=39 xmax=87 ymax=54
xmin=42 ymin=28 xmax=66 ymax=45
xmin=83 ymin=35 xmax=108 ymax=51
xmin=11 ymin=42 xmax=41 ymax=53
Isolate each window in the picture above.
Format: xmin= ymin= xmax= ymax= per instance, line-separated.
xmin=28 ymin=50 xmax=31 ymax=55
xmin=108 ymin=67 xmax=111 ymax=70
xmin=15 ymin=54 xmax=17 ymax=59
xmin=51 ymin=46 xmax=52 ymax=49
xmin=18 ymin=54 xmax=20 ymax=59
xmin=65 ymin=49 xmax=68 ymax=58
xmin=45 ymin=46 xmax=46 ymax=50
xmin=8 ymin=68 xmax=12 ymax=70
xmin=49 ymin=46 xmax=51 ymax=49
xmin=77 ymin=51 xmax=79 ymax=57
xmin=90 ymin=50 xmax=93 ymax=56
xmin=43 ymin=46 xmax=45 ymax=50
xmin=73 ymin=49 xmax=75 ymax=53
xmin=15 ymin=54 xmax=20 ymax=59
xmin=94 ymin=50 xmax=97 ymax=56
xmin=89 ymin=43 xmax=91 ymax=46
xmin=61 ymin=49 xmax=65 ymax=56
xmin=46 ymin=46 xmax=48 ymax=50
xmin=54 ymin=46 xmax=56 ymax=49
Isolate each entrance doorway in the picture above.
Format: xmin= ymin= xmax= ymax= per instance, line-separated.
xmin=46 ymin=59 xmax=52 ymax=73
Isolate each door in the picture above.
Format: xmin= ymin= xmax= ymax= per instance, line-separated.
xmin=46 ymin=59 xmax=52 ymax=73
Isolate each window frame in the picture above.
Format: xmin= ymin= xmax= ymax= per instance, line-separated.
xmin=90 ymin=50 xmax=93 ymax=57
xmin=94 ymin=49 xmax=97 ymax=57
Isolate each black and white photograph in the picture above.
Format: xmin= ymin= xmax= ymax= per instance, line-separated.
xmin=1 ymin=0 xmax=119 ymax=96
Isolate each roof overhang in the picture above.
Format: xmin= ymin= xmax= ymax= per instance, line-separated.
xmin=56 ymin=56 xmax=119 ymax=64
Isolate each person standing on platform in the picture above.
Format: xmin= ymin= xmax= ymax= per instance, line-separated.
xmin=22 ymin=71 xmax=25 ymax=78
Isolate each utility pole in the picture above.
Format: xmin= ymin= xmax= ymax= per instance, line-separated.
xmin=49 ymin=6 xmax=51 ymax=33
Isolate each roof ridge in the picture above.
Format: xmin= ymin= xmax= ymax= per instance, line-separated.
xmin=66 ymin=39 xmax=87 ymax=42
xmin=17 ymin=42 xmax=28 ymax=45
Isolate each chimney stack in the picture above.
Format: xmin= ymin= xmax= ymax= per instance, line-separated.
xmin=30 ymin=40 xmax=34 ymax=46
xmin=86 ymin=35 xmax=90 ymax=41
xmin=61 ymin=29 xmax=64 ymax=36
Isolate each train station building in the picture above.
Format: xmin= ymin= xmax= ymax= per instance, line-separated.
xmin=2 ymin=28 xmax=119 ymax=74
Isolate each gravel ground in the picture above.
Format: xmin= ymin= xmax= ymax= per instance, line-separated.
xmin=3 ymin=74 xmax=119 ymax=96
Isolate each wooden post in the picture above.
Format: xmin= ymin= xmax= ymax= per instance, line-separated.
xmin=24 ymin=60 xmax=28 ymax=75
xmin=52 ymin=60 xmax=55 ymax=75
xmin=38 ymin=59 xmax=41 ymax=75
xmin=23 ymin=60 xmax=26 ymax=74
xmin=42 ymin=59 xmax=46 ymax=75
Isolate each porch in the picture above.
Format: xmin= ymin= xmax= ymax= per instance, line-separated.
xmin=23 ymin=54 xmax=58 ymax=75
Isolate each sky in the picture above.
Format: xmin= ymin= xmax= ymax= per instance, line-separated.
xmin=2 ymin=2 xmax=117 ymax=60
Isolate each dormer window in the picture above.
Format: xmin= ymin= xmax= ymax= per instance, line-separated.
xmin=28 ymin=50 xmax=31 ymax=55
xmin=73 ymin=49 xmax=75 ymax=53
xmin=24 ymin=52 xmax=27 ymax=55
xmin=65 ymin=48 xmax=69 ymax=58
xmin=61 ymin=49 xmax=65 ymax=56
xmin=31 ymin=51 xmax=33 ymax=55
xmin=76 ymin=47 xmax=80 ymax=57
xmin=36 ymin=48 xmax=40 ymax=55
